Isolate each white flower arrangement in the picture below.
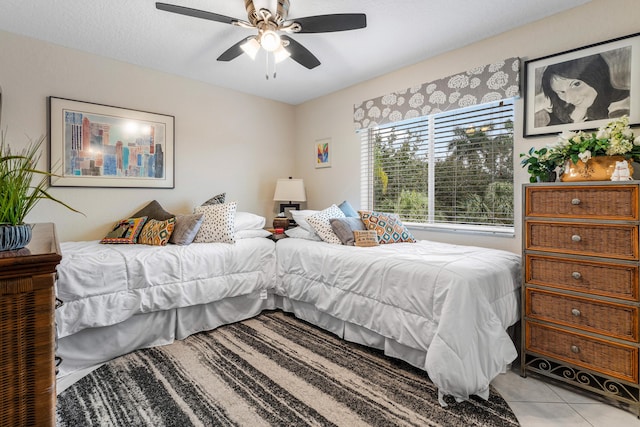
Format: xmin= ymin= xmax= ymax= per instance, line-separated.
xmin=521 ymin=115 xmax=640 ymax=182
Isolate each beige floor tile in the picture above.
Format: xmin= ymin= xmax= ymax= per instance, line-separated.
xmin=492 ymin=370 xmax=564 ymax=403
xmin=508 ymin=402 xmax=591 ymax=427
xmin=545 ymin=382 xmax=606 ymax=405
xmin=571 ymin=402 xmax=640 ymax=427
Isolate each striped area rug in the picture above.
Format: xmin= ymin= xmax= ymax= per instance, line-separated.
xmin=56 ymin=311 xmax=519 ymax=426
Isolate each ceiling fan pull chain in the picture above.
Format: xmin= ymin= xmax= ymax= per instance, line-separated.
xmin=265 ymin=51 xmax=269 ymax=80
xmin=272 ymin=53 xmax=277 ymax=79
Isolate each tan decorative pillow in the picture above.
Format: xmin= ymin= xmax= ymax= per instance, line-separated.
xmin=353 ymin=230 xmax=379 ymax=247
xmin=138 ymin=217 xmax=176 ymax=246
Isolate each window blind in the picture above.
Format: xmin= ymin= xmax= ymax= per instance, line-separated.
xmin=360 ymin=98 xmax=515 ymax=231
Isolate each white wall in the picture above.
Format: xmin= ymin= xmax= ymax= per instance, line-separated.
xmin=3 ymin=0 xmax=638 ymax=248
xmin=293 ymin=0 xmax=640 ymax=254
xmin=0 ymin=30 xmax=295 ymax=241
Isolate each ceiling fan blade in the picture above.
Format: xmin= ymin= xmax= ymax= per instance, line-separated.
xmin=217 ymin=38 xmax=251 ymax=62
xmin=156 ymin=2 xmax=237 ymax=25
xmin=293 ymin=14 xmax=366 ymax=33
xmin=281 ymin=35 xmax=320 ymax=69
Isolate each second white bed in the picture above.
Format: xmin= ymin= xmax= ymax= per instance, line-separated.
xmin=275 ymin=237 xmax=521 ymax=404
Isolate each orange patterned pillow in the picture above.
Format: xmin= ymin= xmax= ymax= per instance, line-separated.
xmin=138 ymin=217 xmax=176 ymax=246
xmin=358 ymin=210 xmax=416 ymax=244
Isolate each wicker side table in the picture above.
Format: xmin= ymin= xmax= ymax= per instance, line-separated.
xmin=0 ymin=223 xmax=61 ymax=427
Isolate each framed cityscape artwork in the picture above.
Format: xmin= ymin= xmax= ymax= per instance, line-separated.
xmin=48 ymin=97 xmax=175 ymax=188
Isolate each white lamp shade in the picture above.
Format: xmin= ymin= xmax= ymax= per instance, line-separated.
xmin=240 ymin=37 xmax=260 ymax=60
xmin=273 ymin=178 xmax=306 ymax=202
xmin=273 ymin=44 xmax=291 ymax=63
xmin=260 ymin=30 xmax=281 ymax=52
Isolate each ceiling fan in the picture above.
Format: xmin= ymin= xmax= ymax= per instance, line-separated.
xmin=155 ymin=0 xmax=367 ymax=71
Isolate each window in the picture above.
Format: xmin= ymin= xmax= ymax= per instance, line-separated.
xmin=360 ymin=99 xmax=515 ymax=234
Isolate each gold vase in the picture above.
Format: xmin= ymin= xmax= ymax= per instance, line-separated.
xmin=560 ymin=156 xmax=633 ymax=182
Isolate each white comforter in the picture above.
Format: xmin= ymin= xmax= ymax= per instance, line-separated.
xmin=56 ymin=238 xmax=276 ymax=339
xmin=275 ymin=238 xmax=521 ymax=403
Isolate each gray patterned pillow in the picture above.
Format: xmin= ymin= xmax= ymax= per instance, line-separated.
xmin=201 ymin=192 xmax=226 ymax=206
xmin=306 ymin=204 xmax=345 ymax=244
xmin=193 ymin=201 xmax=237 ymax=244
xmin=169 ymin=213 xmax=204 ymax=245
xmin=330 ymin=217 xmax=365 ymax=245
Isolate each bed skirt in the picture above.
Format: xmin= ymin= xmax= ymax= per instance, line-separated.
xmin=275 ymin=295 xmax=430 ymax=372
xmin=56 ymin=291 xmax=276 ymax=377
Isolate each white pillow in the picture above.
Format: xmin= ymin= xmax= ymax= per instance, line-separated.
xmin=290 ymin=210 xmax=320 ymax=233
xmin=193 ymin=201 xmax=237 ymax=244
xmin=235 ymin=229 xmax=271 ymax=239
xmin=306 ymin=205 xmax=345 ymax=245
xmin=284 ymin=226 xmax=322 ymax=241
xmin=234 ymin=211 xmax=266 ymax=231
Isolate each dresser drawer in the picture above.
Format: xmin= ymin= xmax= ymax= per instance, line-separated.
xmin=526 ymin=322 xmax=638 ymax=383
xmin=526 ymin=221 xmax=638 ymax=260
xmin=525 ymin=185 xmax=638 ymax=220
xmin=526 ymin=288 xmax=638 ymax=341
xmin=525 ymin=254 xmax=638 ymax=301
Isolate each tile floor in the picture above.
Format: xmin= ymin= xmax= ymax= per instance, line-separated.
xmin=58 ymin=363 xmax=640 ymax=425
xmin=491 ymin=366 xmax=640 ymax=426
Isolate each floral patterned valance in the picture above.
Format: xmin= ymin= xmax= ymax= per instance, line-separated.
xmin=353 ymin=57 xmax=520 ymax=130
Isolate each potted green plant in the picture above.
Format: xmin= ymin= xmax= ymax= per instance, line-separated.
xmin=521 ymin=116 xmax=640 ymax=182
xmin=519 ymin=146 xmax=560 ymax=183
xmin=0 ymin=131 xmax=80 ymax=251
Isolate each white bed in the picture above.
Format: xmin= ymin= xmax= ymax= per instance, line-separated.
xmin=275 ymin=237 xmax=521 ymax=404
xmin=55 ymin=237 xmax=277 ymax=376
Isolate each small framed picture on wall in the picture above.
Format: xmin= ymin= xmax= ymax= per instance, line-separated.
xmin=315 ymin=138 xmax=331 ymax=168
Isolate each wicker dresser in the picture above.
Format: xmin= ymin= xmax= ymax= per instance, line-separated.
xmin=521 ymin=182 xmax=640 ymax=413
xmin=0 ymin=223 xmax=61 ymax=427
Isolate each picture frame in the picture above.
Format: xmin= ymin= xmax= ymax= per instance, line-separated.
xmin=48 ymin=97 xmax=175 ymax=188
xmin=523 ymin=32 xmax=640 ymax=137
xmin=315 ymin=138 xmax=331 ymax=168
xmin=279 ymin=203 xmax=300 ymax=214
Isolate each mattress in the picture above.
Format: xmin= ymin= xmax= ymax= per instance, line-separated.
xmin=275 ymin=237 xmax=521 ymax=402
xmin=55 ymin=238 xmax=276 ymax=339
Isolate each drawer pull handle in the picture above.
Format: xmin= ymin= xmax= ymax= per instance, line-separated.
xmin=571 ymin=234 xmax=581 ymax=242
xmin=571 ymin=345 xmax=580 ymax=354
xmin=571 ymin=198 xmax=581 ymax=205
xmin=571 ymin=308 xmax=581 ymax=317
xmin=571 ymin=271 xmax=582 ymax=280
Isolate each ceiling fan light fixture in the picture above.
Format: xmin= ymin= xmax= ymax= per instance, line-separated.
xmin=240 ymin=37 xmax=261 ymax=60
xmin=260 ymin=30 xmax=281 ymax=52
xmin=273 ymin=44 xmax=291 ymax=63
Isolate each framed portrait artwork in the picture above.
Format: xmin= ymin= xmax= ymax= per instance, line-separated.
xmin=523 ymin=32 xmax=640 ymax=137
xmin=48 ymin=97 xmax=175 ymax=188
xmin=315 ymin=138 xmax=331 ymax=168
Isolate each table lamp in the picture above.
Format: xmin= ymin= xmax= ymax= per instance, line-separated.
xmin=273 ymin=177 xmax=306 ymax=228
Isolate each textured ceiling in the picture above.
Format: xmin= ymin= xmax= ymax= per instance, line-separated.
xmin=0 ymin=0 xmax=591 ymax=105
